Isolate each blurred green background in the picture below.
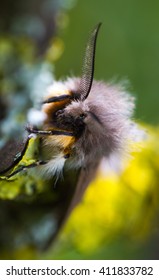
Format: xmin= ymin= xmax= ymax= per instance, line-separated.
xmin=0 ymin=0 xmax=159 ymax=260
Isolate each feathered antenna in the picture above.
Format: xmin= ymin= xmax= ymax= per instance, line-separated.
xmin=75 ymin=22 xmax=102 ymax=101
xmin=42 ymin=23 xmax=102 ymax=105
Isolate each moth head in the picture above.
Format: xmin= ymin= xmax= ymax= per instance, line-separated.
xmin=52 ymin=98 xmax=102 ymax=140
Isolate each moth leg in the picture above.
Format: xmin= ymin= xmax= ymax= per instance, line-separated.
xmin=0 ymin=136 xmax=31 ymax=176
xmin=42 ymin=94 xmax=72 ymax=104
xmin=26 ymin=125 xmax=74 ymax=137
xmin=7 ymin=160 xmax=47 ymax=178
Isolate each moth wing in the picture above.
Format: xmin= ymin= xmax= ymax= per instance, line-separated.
xmin=44 ymin=161 xmax=100 ymax=249
xmin=0 ymin=137 xmax=29 ymax=175
xmin=66 ymin=162 xmax=100 ymax=215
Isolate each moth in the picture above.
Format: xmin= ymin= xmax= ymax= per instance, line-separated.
xmin=0 ymin=23 xmax=139 ymax=244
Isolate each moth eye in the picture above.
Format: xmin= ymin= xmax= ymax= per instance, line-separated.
xmin=79 ymin=113 xmax=86 ymax=119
